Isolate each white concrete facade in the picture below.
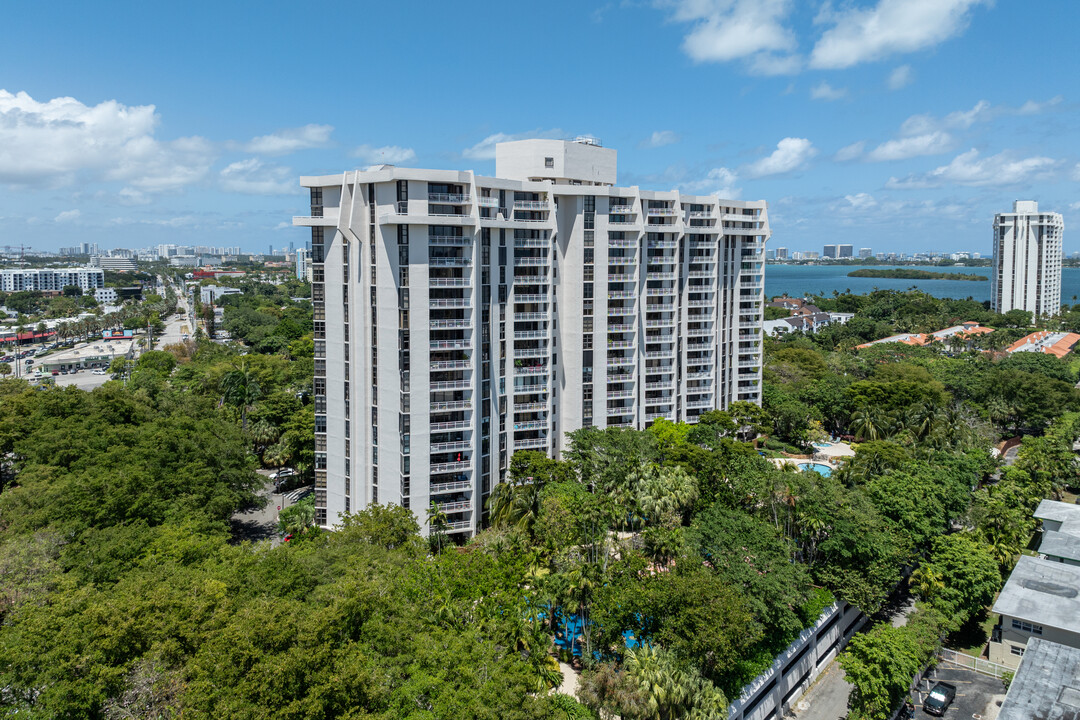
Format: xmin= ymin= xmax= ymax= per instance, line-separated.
xmin=992 ymin=201 xmax=1064 ymax=316
xmin=295 ymin=139 xmax=769 ymax=534
xmin=0 ymin=267 xmax=104 ymax=293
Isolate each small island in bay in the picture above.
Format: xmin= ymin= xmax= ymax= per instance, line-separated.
xmin=847 ymin=268 xmax=989 ymax=281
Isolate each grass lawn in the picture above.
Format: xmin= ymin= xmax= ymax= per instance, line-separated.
xmin=947 ymin=603 xmax=998 ymax=658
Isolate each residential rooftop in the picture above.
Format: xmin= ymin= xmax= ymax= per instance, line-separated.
xmin=855 ymin=321 xmax=993 ymax=349
xmin=1036 ymin=499 xmax=1080 ymax=530
xmin=998 ymin=638 xmax=1080 ymax=720
xmin=992 ymin=555 xmax=1080 ymax=634
xmin=1007 ymin=331 xmax=1080 ymax=358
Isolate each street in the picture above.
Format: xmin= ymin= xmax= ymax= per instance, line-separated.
xmin=230 ymin=471 xmax=311 ymax=547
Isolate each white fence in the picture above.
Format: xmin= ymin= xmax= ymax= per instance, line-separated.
xmin=726 ymin=601 xmax=868 ymax=720
xmin=937 ymin=648 xmax=1011 ymax=679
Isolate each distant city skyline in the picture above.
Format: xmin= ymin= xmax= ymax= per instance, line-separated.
xmin=1 ymin=1 xmax=1078 ymax=254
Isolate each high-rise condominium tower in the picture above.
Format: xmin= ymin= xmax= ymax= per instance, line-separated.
xmin=294 ymin=138 xmax=770 ymax=534
xmin=992 ymin=201 xmax=1064 ymax=316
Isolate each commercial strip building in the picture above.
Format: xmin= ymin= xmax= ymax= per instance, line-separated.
xmin=0 ymin=267 xmax=104 ymax=293
xmin=295 ymin=138 xmax=769 ymax=533
xmin=992 ymin=200 xmax=1064 ymax=317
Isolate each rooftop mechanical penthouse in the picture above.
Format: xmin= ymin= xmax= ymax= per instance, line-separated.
xmin=294 ymin=138 xmax=770 ymax=534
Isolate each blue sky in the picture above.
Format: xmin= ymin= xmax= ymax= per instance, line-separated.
xmin=1 ymin=0 xmax=1077 ymax=254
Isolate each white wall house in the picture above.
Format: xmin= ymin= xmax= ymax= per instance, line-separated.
xmin=294 ymin=138 xmax=770 ymax=534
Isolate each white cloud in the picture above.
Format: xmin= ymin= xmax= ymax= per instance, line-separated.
xmin=743 ymin=137 xmax=817 ymax=178
xmin=867 ymin=131 xmax=953 ymax=161
xmin=810 ymin=81 xmax=847 ymax=101
xmin=665 ymin=0 xmax=800 ymax=74
xmin=642 ymin=130 xmax=680 ymax=148
xmin=461 ymin=129 xmax=563 ymax=160
xmin=1018 ymin=96 xmax=1063 ymax=115
xmin=108 ymin=215 xmax=202 ymax=228
xmin=352 ymin=144 xmax=417 ymax=164
xmin=54 ymin=209 xmax=81 ymax=223
xmin=887 ymin=64 xmax=914 ymax=89
xmin=843 ymin=193 xmax=877 ymax=210
xmin=887 ymin=149 xmax=1058 ymax=189
xmin=682 ymin=167 xmax=741 ymax=199
xmin=117 ymin=188 xmax=151 ymax=206
xmin=0 ymin=90 xmax=214 ymax=191
xmin=243 ymin=124 xmax=333 ymax=155
xmin=810 ymin=0 xmax=989 ymax=69
xmin=1072 ymin=162 xmax=1080 ymax=182
xmin=834 ymin=141 xmax=865 ymax=162
xmin=219 ymin=158 xmax=298 ymax=195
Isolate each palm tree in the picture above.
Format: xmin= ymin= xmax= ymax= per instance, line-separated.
xmin=427 ymin=501 xmax=449 ymax=553
xmin=220 ymin=359 xmax=262 ymax=431
xmin=909 ymin=565 xmax=945 ymax=601
xmin=850 ymin=405 xmax=887 ymax=442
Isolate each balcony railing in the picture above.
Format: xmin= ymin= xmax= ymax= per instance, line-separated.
xmin=429 ymin=193 xmax=471 ymax=203
xmin=476 ymin=196 xmax=500 ymax=207
xmin=436 ymin=500 xmax=473 ymax=513
xmin=431 ymin=481 xmax=472 ymax=494
xmin=514 ymin=401 xmax=547 ymax=411
xmin=430 ymin=400 xmax=472 ymax=412
xmin=513 ymin=200 xmax=549 ymax=210
xmin=431 ymin=440 xmax=471 ymax=452
xmin=430 ymin=420 xmax=472 ymax=432
xmin=429 ymin=278 xmax=472 ymax=287
xmin=430 ymin=380 xmax=472 ymax=391
xmin=429 ymin=320 xmax=472 ymax=330
xmin=607 ymin=290 xmax=637 ymax=299
xmin=647 ymin=208 xmax=677 ymax=216
xmin=514 ymin=437 xmax=548 ymax=450
xmin=431 ymin=461 xmax=472 ymax=474
xmin=430 ymin=360 xmax=471 ymax=371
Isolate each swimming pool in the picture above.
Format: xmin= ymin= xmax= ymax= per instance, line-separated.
xmin=798 ymin=462 xmax=832 ymax=477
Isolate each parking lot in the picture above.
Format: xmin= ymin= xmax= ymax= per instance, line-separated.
xmin=910 ymin=664 xmax=1007 ymax=720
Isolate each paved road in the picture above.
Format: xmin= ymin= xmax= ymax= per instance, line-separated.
xmin=793 ymin=595 xmax=917 ymax=720
xmin=52 ymin=371 xmax=112 ymax=390
xmin=230 ymin=472 xmax=311 ymax=546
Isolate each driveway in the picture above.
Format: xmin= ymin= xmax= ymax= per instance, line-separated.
xmin=230 ymin=471 xmax=313 ymax=546
xmin=911 ymin=665 xmax=1006 ymax=720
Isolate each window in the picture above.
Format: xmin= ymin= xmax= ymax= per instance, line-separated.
xmin=1010 ymin=646 xmax=1025 ymax=657
xmin=544 ymin=157 xmax=554 ymax=168
xmin=1011 ymin=620 xmax=1043 ymax=635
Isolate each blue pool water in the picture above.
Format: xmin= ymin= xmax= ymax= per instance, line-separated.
xmin=798 ymin=462 xmax=832 ymax=477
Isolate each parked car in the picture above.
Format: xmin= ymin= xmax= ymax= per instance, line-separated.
xmin=92 ymin=369 xmax=108 ymax=376
xmin=923 ymin=682 xmax=956 ymax=716
xmin=270 ymin=468 xmax=297 ymax=481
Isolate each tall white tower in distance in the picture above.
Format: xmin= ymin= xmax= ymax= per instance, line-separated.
xmin=992 ymin=201 xmax=1064 ymax=317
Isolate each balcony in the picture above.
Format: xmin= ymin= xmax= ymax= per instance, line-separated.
xmin=515 ymin=312 xmax=548 ymax=321
xmin=430 ymin=420 xmax=472 ymax=432
xmin=647 ymin=272 xmax=677 ymax=281
xmin=688 ymin=299 xmax=714 ymax=308
xmin=514 ymin=346 xmax=548 ymax=358
xmin=608 ymin=238 xmax=639 ymax=247
xmin=607 ymin=290 xmax=637 ymax=299
xmin=514 ymin=401 xmax=547 ymax=411
xmin=607 ymin=305 xmax=636 ymax=316
xmin=514 ymin=237 xmax=549 ymax=248
xmin=607 ymin=373 xmax=635 ymax=382
xmin=688 ymin=210 xmax=713 ymax=218
xmin=514 ymin=420 xmax=547 ymax=431
xmin=646 ymin=239 xmax=678 ymax=249
xmin=429 ymin=319 xmax=472 ymax=330
xmin=430 ymin=339 xmax=471 ymax=351
xmin=429 ymin=360 xmax=471 ymax=371
xmin=645 ymin=411 xmax=673 ymax=421
xmin=646 ymin=287 xmax=676 ymax=296
xmin=607 ymin=389 xmax=635 ymax=400
xmin=513 ymin=384 xmax=548 ymax=395
xmin=607 ymin=340 xmax=635 ymax=349
xmin=430 ymin=380 xmax=472 ymax=391
xmin=645 ymin=381 xmax=672 ymax=390
xmin=609 ymin=205 xmax=636 ymax=214
xmin=514 ymin=437 xmax=549 ymax=450
xmin=429 ymin=257 xmax=472 ymax=267
xmin=514 ymin=330 xmax=548 ymax=340
xmin=429 ymin=193 xmax=471 ymax=204
xmin=607 ymin=257 xmax=638 ymax=266
xmin=431 ymin=461 xmax=471 ymax=474
xmin=688 ymin=270 xmax=714 ymax=279
xmin=514 ymin=365 xmax=548 ymax=375
xmin=429 ymin=277 xmax=472 ymax=288
xmin=429 ymin=234 xmax=472 ymax=245
xmin=647 ymin=208 xmax=677 ymax=216
xmin=686 ymin=370 xmax=712 ymax=379
xmin=607 ymin=357 xmax=635 ymax=368
xmin=513 ymin=200 xmax=550 ymax=211
xmin=430 ymin=298 xmax=471 ymax=308
xmin=686 ymin=398 xmax=714 ymax=409
xmin=430 ymin=400 xmax=472 ymax=412
xmin=435 ymin=500 xmax=473 ymax=513
xmin=645 ymin=349 xmax=675 ymax=359
xmin=645 ymin=318 xmax=675 ymax=328
xmin=431 ymin=481 xmax=472 ymax=495
xmin=514 ymin=256 xmax=548 ymax=267
xmin=515 ymin=293 xmax=548 ymax=303
xmin=431 ymin=440 xmax=471 ymax=453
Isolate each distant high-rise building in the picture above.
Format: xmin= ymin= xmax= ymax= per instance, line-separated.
xmin=992 ymin=201 xmax=1064 ymax=316
xmin=775 ymin=247 xmax=788 ymax=260
xmin=837 ymin=244 xmax=853 ymax=258
xmin=858 ymin=248 xmax=872 ymax=259
xmin=823 ymin=245 xmax=838 ymax=259
xmin=295 ymin=138 xmax=770 ymax=534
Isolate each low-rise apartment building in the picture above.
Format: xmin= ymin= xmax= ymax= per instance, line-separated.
xmin=989 ymin=555 xmax=1080 ymax=668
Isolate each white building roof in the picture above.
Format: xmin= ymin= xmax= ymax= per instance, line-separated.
xmin=993 ymin=556 xmax=1080 ymax=634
